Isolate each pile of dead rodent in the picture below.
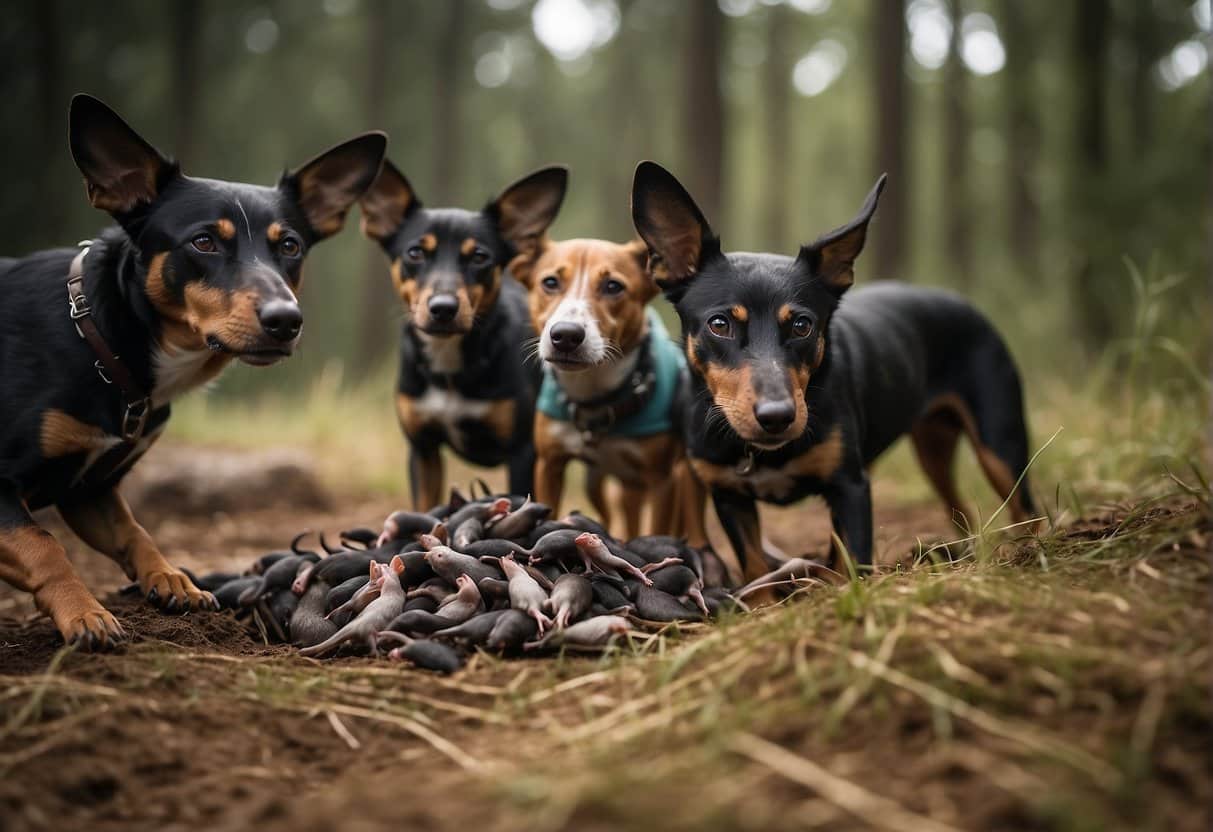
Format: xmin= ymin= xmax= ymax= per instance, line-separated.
xmin=189 ymin=492 xmax=836 ymax=674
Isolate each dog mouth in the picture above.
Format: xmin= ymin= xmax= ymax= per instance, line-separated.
xmin=545 ymin=354 xmax=594 ymax=370
xmin=748 ymin=437 xmax=792 ymax=451
xmin=718 ymin=412 xmax=800 ymax=450
xmin=205 ymin=335 xmax=292 ymax=366
xmin=416 ymin=321 xmax=471 ymax=337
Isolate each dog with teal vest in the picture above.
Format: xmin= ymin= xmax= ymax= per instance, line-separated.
xmin=509 ymin=237 xmax=707 ymax=540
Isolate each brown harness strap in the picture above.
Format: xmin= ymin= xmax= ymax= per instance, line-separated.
xmin=66 ymin=243 xmax=152 ymax=442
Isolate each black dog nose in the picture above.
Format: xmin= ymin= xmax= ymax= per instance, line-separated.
xmin=549 ymin=322 xmax=586 ymax=352
xmin=258 ymin=300 xmax=302 ymax=342
xmin=428 ymin=294 xmax=459 ymax=323
xmin=754 ymin=400 xmax=795 ymax=434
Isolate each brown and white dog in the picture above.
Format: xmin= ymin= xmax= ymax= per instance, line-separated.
xmin=510 ymin=237 xmax=705 ymax=541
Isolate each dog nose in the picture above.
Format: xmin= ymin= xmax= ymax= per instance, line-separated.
xmin=258 ymin=300 xmax=302 ymax=342
xmin=428 ymin=294 xmax=459 ymax=323
xmin=754 ymin=400 xmax=795 ymax=434
xmin=549 ymin=322 xmax=586 ymax=352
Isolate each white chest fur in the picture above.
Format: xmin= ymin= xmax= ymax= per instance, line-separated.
xmin=152 ymin=347 xmax=220 ymax=408
xmin=412 ymin=387 xmax=493 ymax=454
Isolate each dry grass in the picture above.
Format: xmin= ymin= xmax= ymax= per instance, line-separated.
xmin=1 ymin=493 xmax=1207 ymax=831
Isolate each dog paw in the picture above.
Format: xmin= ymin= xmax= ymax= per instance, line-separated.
xmin=140 ymin=568 xmax=219 ymax=613
xmin=57 ymin=606 xmax=126 ymax=650
xmin=37 ymin=578 xmax=127 ymax=650
xmin=739 ymin=586 xmax=781 ymax=609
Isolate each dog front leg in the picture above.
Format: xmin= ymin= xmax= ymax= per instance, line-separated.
xmin=673 ymin=459 xmax=708 ymax=548
xmin=58 ymin=488 xmax=217 ymax=612
xmin=647 ymin=479 xmax=676 ymax=537
xmin=507 ymin=441 xmax=536 ymax=498
xmin=584 ymin=468 xmax=612 ymax=531
xmin=826 ymin=471 xmax=874 ymax=570
xmin=408 ymin=444 xmax=445 ymax=512
xmin=711 ymin=489 xmax=767 ymax=585
xmin=0 ymin=486 xmax=126 ymax=648
xmin=620 ymin=485 xmax=645 ymax=540
xmin=533 ymin=451 xmax=568 ymax=519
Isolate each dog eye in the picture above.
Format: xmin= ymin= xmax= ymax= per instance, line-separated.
xmin=279 ymin=237 xmax=300 ymax=258
xmin=602 ymin=279 xmax=625 ymax=296
xmin=541 ymin=276 xmax=561 ymax=293
xmin=707 ymin=314 xmax=733 ymax=338
xmin=405 ymin=245 xmax=426 ymax=264
xmin=469 ymin=247 xmax=493 ymax=266
xmin=791 ymin=315 xmax=813 ymax=337
xmin=191 ymin=234 xmax=216 ymax=254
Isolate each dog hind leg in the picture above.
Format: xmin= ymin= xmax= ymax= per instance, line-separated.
xmin=911 ymin=410 xmax=975 ymax=532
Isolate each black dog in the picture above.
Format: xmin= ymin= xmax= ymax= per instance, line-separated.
xmin=631 ymin=162 xmax=1036 ymax=581
xmin=359 ymin=161 xmax=567 ymax=508
xmin=0 ymin=95 xmax=386 ymax=648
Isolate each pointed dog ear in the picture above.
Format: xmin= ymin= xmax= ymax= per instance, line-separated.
xmin=630 ymin=161 xmax=719 ymax=292
xmin=507 ymin=235 xmax=551 ymax=289
xmin=797 ymin=174 xmax=887 ymax=296
xmin=623 ymin=238 xmax=650 ymax=269
xmin=488 ymin=165 xmax=568 ymax=260
xmin=69 ymin=94 xmax=179 ymax=216
xmin=359 ymin=158 xmax=420 ymax=243
xmin=622 ymin=238 xmax=660 ymax=298
xmin=281 ymin=132 xmax=387 ymax=240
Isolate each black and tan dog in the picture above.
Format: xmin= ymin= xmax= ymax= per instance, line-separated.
xmin=510 ymin=236 xmax=705 ymax=540
xmin=358 ymin=161 xmax=567 ymax=508
xmin=0 ymin=95 xmax=386 ymax=648
xmin=631 ymin=162 xmax=1036 ymax=581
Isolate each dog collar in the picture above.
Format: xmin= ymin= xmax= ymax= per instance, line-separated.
xmin=565 ymin=335 xmax=657 ymax=438
xmin=736 ymin=448 xmax=757 ymax=475
xmin=67 ymin=241 xmax=152 ymax=442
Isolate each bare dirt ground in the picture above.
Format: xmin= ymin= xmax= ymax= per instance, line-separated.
xmin=0 ymin=482 xmax=1208 ymax=832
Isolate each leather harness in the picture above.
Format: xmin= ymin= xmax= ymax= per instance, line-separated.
xmin=60 ymin=242 xmax=157 ymax=491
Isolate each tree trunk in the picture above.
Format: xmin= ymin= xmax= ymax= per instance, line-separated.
xmin=606 ymin=0 xmax=646 ymax=240
xmin=34 ymin=0 xmax=63 ymax=244
xmin=942 ymin=0 xmax=971 ymax=284
xmin=171 ymin=1 xmax=202 ymax=167
xmin=355 ymin=0 xmax=393 ymax=373
xmin=872 ymin=0 xmax=908 ymax=279
xmin=761 ymin=3 xmax=791 ymax=251
xmin=999 ymin=0 xmax=1039 ymax=274
xmin=1129 ymin=1 xmax=1159 ymax=160
xmin=682 ymin=2 xmax=725 ymax=225
xmin=1071 ymin=0 xmax=1111 ymax=347
xmin=432 ymin=0 xmax=467 ymax=204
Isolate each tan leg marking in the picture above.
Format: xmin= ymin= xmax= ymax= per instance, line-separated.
xmin=409 ymin=452 xmax=445 ymax=513
xmin=910 ymin=412 xmax=974 ymax=530
xmin=924 ymin=394 xmax=1029 ymax=524
xmin=533 ymin=411 xmax=573 ymax=518
xmin=40 ymin=410 xmax=110 ymax=458
xmin=0 ymin=525 xmax=126 ymax=647
xmin=58 ymin=489 xmax=217 ymax=611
